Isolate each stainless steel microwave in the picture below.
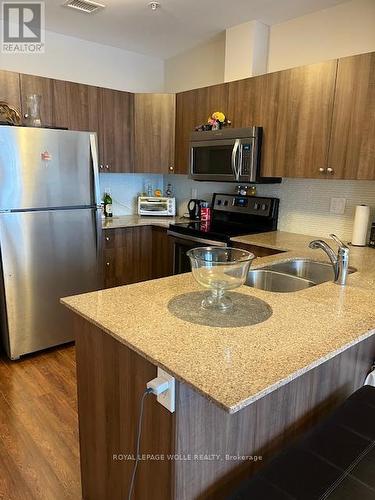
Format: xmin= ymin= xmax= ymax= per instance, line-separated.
xmin=189 ymin=126 xmax=280 ymax=183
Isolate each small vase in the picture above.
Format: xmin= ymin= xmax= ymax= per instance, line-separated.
xmin=24 ymin=94 xmax=42 ymax=127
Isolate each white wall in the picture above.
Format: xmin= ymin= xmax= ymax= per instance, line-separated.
xmin=100 ymin=173 xmax=164 ymax=216
xmin=0 ymin=29 xmax=164 ymax=92
xmin=224 ymin=21 xmax=269 ymax=82
xmin=268 ymin=0 xmax=375 ymax=72
xmin=164 ymin=33 xmax=226 ymax=93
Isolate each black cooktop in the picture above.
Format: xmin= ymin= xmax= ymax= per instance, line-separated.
xmin=169 ymin=193 xmax=280 ymax=243
xmin=168 ymin=220 xmax=259 ymax=243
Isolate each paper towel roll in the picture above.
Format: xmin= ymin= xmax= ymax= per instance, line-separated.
xmin=352 ymin=205 xmax=370 ymax=246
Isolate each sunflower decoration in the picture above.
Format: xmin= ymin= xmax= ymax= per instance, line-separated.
xmin=195 ymin=111 xmax=231 ymax=132
xmin=208 ymin=111 xmax=231 ymax=130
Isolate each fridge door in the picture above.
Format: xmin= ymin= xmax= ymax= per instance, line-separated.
xmin=0 ymin=126 xmax=99 ymax=210
xmin=0 ymin=208 xmax=102 ymax=359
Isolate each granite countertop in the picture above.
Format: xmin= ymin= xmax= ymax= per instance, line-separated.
xmin=101 ymin=215 xmax=188 ymax=230
xmin=61 ymin=231 xmax=375 ymax=414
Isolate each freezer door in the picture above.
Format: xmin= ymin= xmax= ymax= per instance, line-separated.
xmin=0 ymin=126 xmax=99 ymax=210
xmin=0 ymin=209 xmax=101 ymax=359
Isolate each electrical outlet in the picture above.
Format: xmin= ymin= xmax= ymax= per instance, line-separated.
xmin=191 ymin=188 xmax=198 ymax=199
xmin=330 ymin=197 xmax=346 ymax=215
xmin=156 ymin=368 xmax=175 ymax=413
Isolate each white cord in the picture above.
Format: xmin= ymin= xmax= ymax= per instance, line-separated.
xmin=127 ymin=388 xmax=152 ymax=500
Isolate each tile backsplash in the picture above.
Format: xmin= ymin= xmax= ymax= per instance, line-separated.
xmin=100 ymin=172 xmax=375 ymax=241
xmin=99 ymin=173 xmax=164 ymax=215
xmin=164 ymin=175 xmax=375 ymax=241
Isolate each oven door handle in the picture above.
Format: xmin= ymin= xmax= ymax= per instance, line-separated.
xmin=167 ymin=230 xmax=227 ymax=247
xmin=231 ymin=139 xmax=241 ymax=182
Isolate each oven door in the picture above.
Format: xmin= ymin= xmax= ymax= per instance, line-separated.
xmin=167 ymin=231 xmax=227 ymax=275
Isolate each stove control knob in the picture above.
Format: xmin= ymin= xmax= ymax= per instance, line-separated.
xmin=217 ymin=199 xmax=222 ymax=205
xmin=224 ymin=200 xmax=229 ymax=206
xmin=261 ymin=204 xmax=267 ymax=211
xmin=254 ymin=203 xmax=259 ymax=210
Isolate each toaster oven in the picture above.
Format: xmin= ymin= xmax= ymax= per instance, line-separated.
xmin=138 ymin=197 xmax=176 ymax=216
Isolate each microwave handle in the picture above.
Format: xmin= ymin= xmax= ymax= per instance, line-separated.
xmin=231 ymin=139 xmax=241 ymax=182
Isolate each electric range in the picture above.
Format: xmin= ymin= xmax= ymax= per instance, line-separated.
xmin=168 ymin=193 xmax=279 ymax=274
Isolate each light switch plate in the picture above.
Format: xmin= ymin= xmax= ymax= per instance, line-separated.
xmin=330 ymin=197 xmax=346 ymax=215
xmin=156 ymin=367 xmax=175 ymax=413
xmin=191 ymin=188 xmax=198 ymax=199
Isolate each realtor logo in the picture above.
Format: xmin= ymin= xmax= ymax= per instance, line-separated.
xmin=2 ymin=2 xmax=45 ymax=53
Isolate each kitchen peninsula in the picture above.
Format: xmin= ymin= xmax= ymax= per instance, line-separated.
xmin=62 ymin=232 xmax=375 ymax=500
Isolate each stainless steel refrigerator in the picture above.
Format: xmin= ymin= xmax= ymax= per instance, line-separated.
xmin=0 ymin=126 xmax=102 ymax=359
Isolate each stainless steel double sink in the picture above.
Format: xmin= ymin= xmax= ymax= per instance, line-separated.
xmin=245 ymin=259 xmax=356 ymax=293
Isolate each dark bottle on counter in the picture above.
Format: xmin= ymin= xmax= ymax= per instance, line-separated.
xmin=103 ymin=190 xmax=113 ymax=218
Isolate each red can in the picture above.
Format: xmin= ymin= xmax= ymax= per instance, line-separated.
xmin=200 ymin=203 xmax=211 ymax=221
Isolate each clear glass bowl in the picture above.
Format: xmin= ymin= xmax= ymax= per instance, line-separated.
xmin=187 ymin=247 xmax=255 ymax=312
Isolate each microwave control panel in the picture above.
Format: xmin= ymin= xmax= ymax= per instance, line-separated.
xmin=241 ymin=144 xmax=252 ymax=176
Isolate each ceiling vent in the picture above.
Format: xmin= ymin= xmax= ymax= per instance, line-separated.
xmin=63 ymin=0 xmax=105 ymax=14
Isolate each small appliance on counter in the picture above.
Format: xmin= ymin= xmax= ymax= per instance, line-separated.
xmin=188 ymin=199 xmax=205 ymax=220
xmin=138 ymin=196 xmax=176 ymax=216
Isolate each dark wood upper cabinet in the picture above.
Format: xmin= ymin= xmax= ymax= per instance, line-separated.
xmin=176 ymin=64 xmax=336 ymax=179
xmin=99 ymin=88 xmax=134 ymax=173
xmin=0 ymin=70 xmax=21 ymax=111
xmin=174 ymin=83 xmax=229 ymax=174
xmin=0 ymin=51 xmax=372 ymax=180
xmin=19 ymin=74 xmax=53 ymax=127
xmin=52 ymin=80 xmax=99 ymax=132
xmin=257 ymin=61 xmax=337 ymax=179
xmin=328 ymin=52 xmax=375 ymax=180
xmin=227 ymin=75 xmax=266 ymax=129
xmin=134 ymin=93 xmax=175 ymax=174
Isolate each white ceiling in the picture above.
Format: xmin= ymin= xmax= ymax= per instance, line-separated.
xmin=45 ymin=0 xmax=348 ymax=59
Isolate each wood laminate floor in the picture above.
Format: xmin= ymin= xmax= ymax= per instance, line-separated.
xmin=0 ymin=345 xmax=81 ymax=499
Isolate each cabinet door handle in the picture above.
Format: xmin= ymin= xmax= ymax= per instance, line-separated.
xmin=168 ymin=165 xmax=174 ymax=172
xmin=105 ymin=165 xmax=110 ymax=170
xmin=327 ymin=167 xmax=334 ymax=174
xmin=106 ymin=262 xmax=110 ymax=267
xmin=319 ymin=167 xmax=326 ymax=173
xmin=99 ymin=164 xmax=104 ymax=170
xmin=105 ymin=236 xmax=110 ymax=241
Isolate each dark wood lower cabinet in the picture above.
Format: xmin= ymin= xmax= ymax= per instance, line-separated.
xmin=73 ymin=316 xmax=375 ymax=500
xmin=103 ymin=226 xmax=152 ymax=288
xmin=151 ymin=226 xmax=174 ymax=279
xmin=102 ymin=225 xmax=173 ymax=288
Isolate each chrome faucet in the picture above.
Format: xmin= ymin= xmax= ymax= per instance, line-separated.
xmin=309 ymin=234 xmax=350 ymax=286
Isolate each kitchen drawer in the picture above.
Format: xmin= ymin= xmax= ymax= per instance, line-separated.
xmin=102 ymin=229 xmax=118 ymax=249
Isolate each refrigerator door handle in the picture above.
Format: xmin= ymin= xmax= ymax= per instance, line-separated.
xmin=90 ymin=133 xmax=101 ymax=208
